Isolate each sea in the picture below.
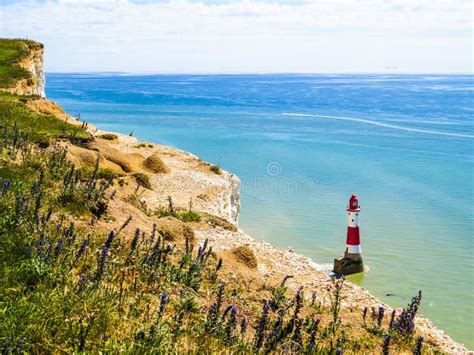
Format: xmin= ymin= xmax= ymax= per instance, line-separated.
xmin=46 ymin=73 xmax=474 ymax=348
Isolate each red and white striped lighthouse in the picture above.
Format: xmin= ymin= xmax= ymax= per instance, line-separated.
xmin=333 ymin=193 xmax=364 ymax=275
xmin=346 ymin=194 xmax=361 ymax=255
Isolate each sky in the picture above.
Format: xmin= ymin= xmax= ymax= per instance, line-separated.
xmin=0 ymin=0 xmax=472 ymax=73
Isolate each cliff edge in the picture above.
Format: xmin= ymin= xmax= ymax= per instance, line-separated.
xmin=0 ymin=39 xmax=45 ymax=97
xmin=0 ymin=39 xmax=468 ymax=353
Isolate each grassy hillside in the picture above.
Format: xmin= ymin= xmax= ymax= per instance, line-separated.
xmin=0 ymin=39 xmax=41 ymax=89
xmin=0 ymin=39 xmax=431 ymax=353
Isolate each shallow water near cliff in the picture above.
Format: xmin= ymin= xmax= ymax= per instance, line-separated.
xmin=46 ymin=73 xmax=473 ymax=348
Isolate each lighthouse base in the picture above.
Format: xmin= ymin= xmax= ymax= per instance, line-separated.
xmin=333 ymin=252 xmax=364 ymax=276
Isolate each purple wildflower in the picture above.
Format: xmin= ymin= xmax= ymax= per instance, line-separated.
xmin=307 ymin=318 xmax=320 ymax=352
xmin=223 ymin=305 xmax=234 ymax=318
xmin=1 ymin=180 xmax=11 ymax=197
xmin=254 ymin=301 xmax=270 ymax=349
xmin=158 ymin=291 xmax=168 ymax=316
xmin=294 ymin=286 xmax=304 ymax=319
xmin=389 ymin=309 xmax=396 ymax=329
xmin=413 ymin=336 xmax=423 ymax=355
xmin=216 ymin=258 xmax=223 ymax=272
xmin=240 ymin=317 xmax=248 ymax=335
xmin=206 ymin=303 xmax=217 ymax=329
xmin=383 ymin=335 xmax=390 ymax=355
xmin=96 ymin=230 xmax=115 ymax=281
xmin=130 ymin=228 xmax=140 ymax=254
xmin=377 ymin=306 xmax=385 ymax=327
xmin=150 ymin=223 xmax=157 ymax=245
xmin=54 ymin=238 xmax=64 ymax=258
xmin=225 ymin=306 xmax=238 ymax=340
xmin=37 ymin=233 xmax=45 ymax=254
xmin=363 ymin=306 xmax=368 ymax=322
xmin=292 ymin=318 xmax=303 ymax=349
xmin=75 ymin=239 xmax=89 ymax=261
xmin=215 ymin=283 xmax=225 ymax=315
xmin=267 ymin=309 xmax=284 ymax=351
xmin=394 ymin=291 xmax=422 ymax=336
xmin=197 ymin=239 xmax=209 ymax=262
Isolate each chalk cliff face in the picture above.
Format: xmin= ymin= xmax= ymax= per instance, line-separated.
xmin=213 ymin=172 xmax=241 ymax=224
xmin=10 ymin=44 xmax=46 ymax=97
xmin=18 ymin=45 xmax=467 ymax=353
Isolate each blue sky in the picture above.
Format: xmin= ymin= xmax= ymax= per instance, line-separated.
xmin=1 ymin=0 xmax=472 ymax=73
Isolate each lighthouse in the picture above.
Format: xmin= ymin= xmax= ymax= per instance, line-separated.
xmin=333 ymin=194 xmax=364 ymax=275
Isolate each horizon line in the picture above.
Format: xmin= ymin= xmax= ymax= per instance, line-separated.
xmin=45 ymin=71 xmax=474 ymax=76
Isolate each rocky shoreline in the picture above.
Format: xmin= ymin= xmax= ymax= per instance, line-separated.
xmin=3 ymin=42 xmax=469 ymax=352
xmin=55 ymin=109 xmax=467 ymax=353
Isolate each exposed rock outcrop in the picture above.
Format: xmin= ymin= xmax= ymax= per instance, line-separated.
xmin=17 ymin=41 xmax=467 ymax=353
xmin=5 ymin=42 xmax=45 ymax=97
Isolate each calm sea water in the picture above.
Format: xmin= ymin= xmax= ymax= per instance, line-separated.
xmin=46 ymin=73 xmax=473 ymax=348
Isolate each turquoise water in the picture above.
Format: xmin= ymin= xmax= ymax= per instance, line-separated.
xmin=46 ymin=74 xmax=473 ymax=348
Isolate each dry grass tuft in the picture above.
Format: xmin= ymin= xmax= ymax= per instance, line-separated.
xmin=228 ymin=245 xmax=258 ymax=269
xmin=143 ymin=153 xmax=170 ymax=174
xmin=200 ymin=212 xmax=237 ymax=232
xmin=156 ymin=216 xmax=196 ymax=245
xmin=97 ymin=133 xmax=118 ymax=141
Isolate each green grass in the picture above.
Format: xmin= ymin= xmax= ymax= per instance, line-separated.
xmin=0 ymin=93 xmax=90 ymax=146
xmin=157 ymin=209 xmax=202 ymax=223
xmin=0 ymin=96 xmax=430 ymax=355
xmin=0 ymin=38 xmax=434 ymax=354
xmin=0 ymin=38 xmax=41 ymax=89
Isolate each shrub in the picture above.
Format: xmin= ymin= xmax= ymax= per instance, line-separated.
xmin=210 ymin=165 xmax=221 ymax=175
xmin=143 ymin=153 xmax=170 ymax=174
xmin=97 ymin=133 xmax=118 ymax=141
xmin=132 ymin=172 xmax=152 ymax=190
xmin=156 ymin=209 xmax=201 ymax=223
xmin=228 ymin=245 xmax=258 ymax=269
xmin=96 ymin=168 xmax=120 ymax=182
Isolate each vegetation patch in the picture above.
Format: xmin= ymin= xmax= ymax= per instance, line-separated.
xmin=132 ymin=172 xmax=152 ymax=190
xmin=157 ymin=209 xmax=201 ymax=223
xmin=135 ymin=142 xmax=154 ymax=148
xmin=0 ymin=101 xmax=433 ymax=355
xmin=0 ymin=39 xmax=40 ymax=89
xmin=200 ymin=212 xmax=237 ymax=231
xmin=97 ymin=133 xmax=118 ymax=141
xmin=228 ymin=245 xmax=258 ymax=269
xmin=156 ymin=216 xmax=196 ymax=244
xmin=0 ymin=39 xmax=437 ymax=354
xmin=210 ymin=165 xmax=221 ymax=175
xmin=0 ymin=94 xmax=91 ymax=146
xmin=143 ymin=152 xmax=170 ymax=174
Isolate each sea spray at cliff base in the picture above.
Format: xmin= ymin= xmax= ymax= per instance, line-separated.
xmin=46 ymin=73 xmax=474 ymax=348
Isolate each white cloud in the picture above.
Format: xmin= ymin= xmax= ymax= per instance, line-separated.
xmin=0 ymin=0 xmax=472 ymax=73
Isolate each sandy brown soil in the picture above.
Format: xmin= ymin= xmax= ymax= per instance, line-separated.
xmin=28 ymin=98 xmax=469 ymax=353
